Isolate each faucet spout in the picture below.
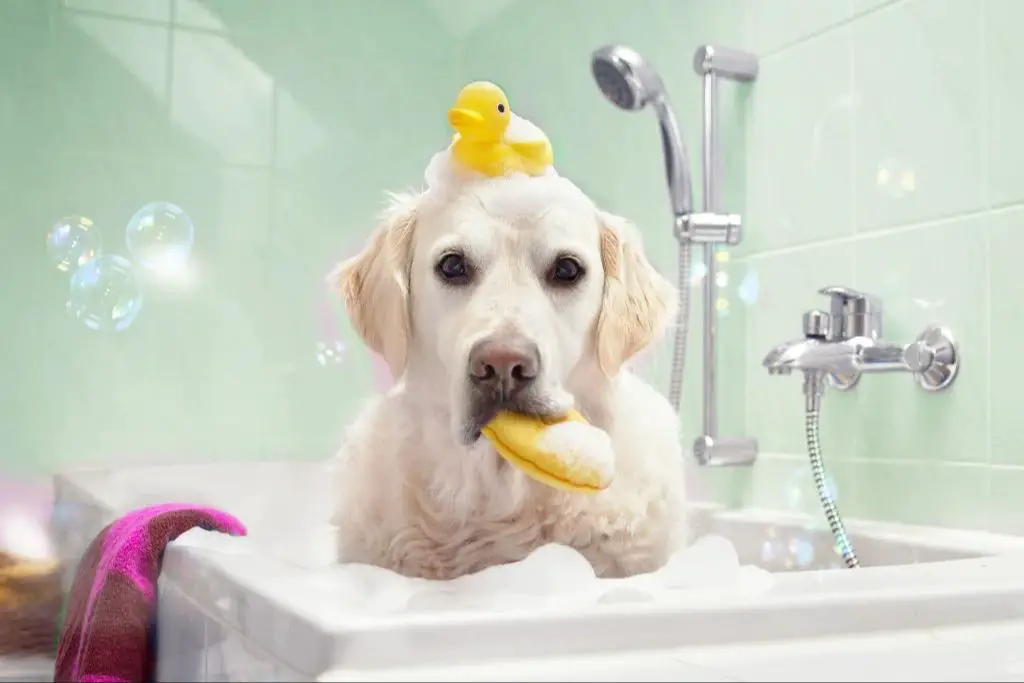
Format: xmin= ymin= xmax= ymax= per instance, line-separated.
xmin=762 ymin=337 xmax=916 ymax=377
xmin=762 ymin=338 xmax=854 ymax=376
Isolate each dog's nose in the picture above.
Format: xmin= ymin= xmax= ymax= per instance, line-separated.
xmin=468 ymin=337 xmax=540 ymax=399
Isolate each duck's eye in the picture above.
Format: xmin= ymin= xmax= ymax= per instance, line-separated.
xmin=549 ymin=256 xmax=584 ymax=286
xmin=436 ymin=252 xmax=472 ymax=285
xmin=497 ymin=103 xmax=506 ymax=113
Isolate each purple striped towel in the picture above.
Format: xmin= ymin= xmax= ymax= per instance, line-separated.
xmin=54 ymin=504 xmax=246 ymax=682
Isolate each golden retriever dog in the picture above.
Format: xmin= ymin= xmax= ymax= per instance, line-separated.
xmin=330 ymin=171 xmax=686 ymax=580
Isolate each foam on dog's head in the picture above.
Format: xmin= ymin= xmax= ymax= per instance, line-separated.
xmin=423 ymin=147 xmax=559 ymax=197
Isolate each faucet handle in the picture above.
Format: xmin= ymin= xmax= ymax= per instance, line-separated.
xmin=817 ymin=286 xmax=880 ymax=309
xmin=802 ymin=309 xmax=830 ymax=339
xmin=817 ymin=286 xmax=884 ymax=340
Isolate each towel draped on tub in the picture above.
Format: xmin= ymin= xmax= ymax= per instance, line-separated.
xmin=54 ymin=504 xmax=247 ymax=683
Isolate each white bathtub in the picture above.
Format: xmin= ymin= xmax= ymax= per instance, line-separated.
xmin=51 ymin=461 xmax=1024 ymax=682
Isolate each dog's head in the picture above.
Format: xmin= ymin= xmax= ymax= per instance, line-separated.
xmin=332 ymin=175 xmax=677 ymax=445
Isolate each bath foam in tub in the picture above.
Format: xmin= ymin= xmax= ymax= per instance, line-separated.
xmin=420 ymin=81 xmax=613 ymax=494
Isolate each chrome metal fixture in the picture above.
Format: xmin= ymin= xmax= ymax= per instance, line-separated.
xmin=762 ymin=286 xmax=960 ymax=394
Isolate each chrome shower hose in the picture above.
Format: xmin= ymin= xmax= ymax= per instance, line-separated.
xmin=667 ymin=239 xmax=693 ymax=411
xmin=805 ymin=407 xmax=860 ymax=569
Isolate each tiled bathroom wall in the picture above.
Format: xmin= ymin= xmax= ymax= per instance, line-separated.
xmin=724 ymin=0 xmax=1022 ymax=535
xmin=2 ymin=0 xmax=1019 ymax=539
xmin=462 ymin=0 xmax=1023 ymax=534
xmin=1 ymin=0 xmax=460 ymax=481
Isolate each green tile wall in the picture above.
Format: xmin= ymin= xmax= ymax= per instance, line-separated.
xmin=464 ymin=0 xmax=1021 ymax=534
xmin=2 ymin=0 xmax=1020 ymax=536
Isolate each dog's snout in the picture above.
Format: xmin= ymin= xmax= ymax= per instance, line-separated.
xmin=468 ymin=338 xmax=540 ymax=399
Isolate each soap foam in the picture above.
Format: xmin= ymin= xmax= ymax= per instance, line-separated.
xmin=533 ymin=421 xmax=615 ymax=484
xmin=393 ymin=534 xmax=772 ymax=613
xmin=177 ymin=526 xmax=774 ymax=619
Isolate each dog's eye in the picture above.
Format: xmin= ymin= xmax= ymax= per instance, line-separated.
xmin=549 ymin=256 xmax=584 ymax=285
xmin=436 ymin=252 xmax=471 ymax=284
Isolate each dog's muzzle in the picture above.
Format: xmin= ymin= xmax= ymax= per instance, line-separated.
xmin=461 ymin=335 xmax=551 ymax=443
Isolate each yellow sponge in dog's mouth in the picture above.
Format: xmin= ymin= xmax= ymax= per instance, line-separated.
xmin=481 ymin=409 xmax=615 ymax=494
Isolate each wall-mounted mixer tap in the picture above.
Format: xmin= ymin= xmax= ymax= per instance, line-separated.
xmin=762 ymin=286 xmax=961 ymax=570
xmin=762 ymin=286 xmax=960 ymax=394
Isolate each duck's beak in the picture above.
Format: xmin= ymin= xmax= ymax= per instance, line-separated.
xmin=447 ymin=107 xmax=484 ymax=130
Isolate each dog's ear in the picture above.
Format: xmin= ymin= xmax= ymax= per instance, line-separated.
xmin=330 ymin=192 xmax=419 ymax=378
xmin=594 ymin=210 xmax=679 ymax=376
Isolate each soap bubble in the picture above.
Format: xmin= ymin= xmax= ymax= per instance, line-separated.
xmin=875 ymin=157 xmax=916 ymax=199
xmin=785 ymin=466 xmax=838 ymax=516
xmin=759 ymin=525 xmax=819 ymax=571
xmin=789 ymin=536 xmax=815 ymax=568
xmin=46 ymin=216 xmax=101 ymax=273
xmin=316 ymin=340 xmax=345 ymax=366
xmin=67 ymin=254 xmax=144 ymax=331
xmin=738 ymin=269 xmax=759 ymax=306
xmin=125 ymin=201 xmax=195 ymax=271
xmin=760 ymin=533 xmax=782 ymax=564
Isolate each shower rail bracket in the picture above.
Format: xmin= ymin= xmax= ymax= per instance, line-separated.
xmin=693 ymin=45 xmax=759 ymax=82
xmin=691 ymin=44 xmax=759 ymax=468
xmin=674 ymin=212 xmax=742 ymax=245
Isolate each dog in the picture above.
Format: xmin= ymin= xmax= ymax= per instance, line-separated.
xmin=329 ymin=171 xmax=687 ymax=580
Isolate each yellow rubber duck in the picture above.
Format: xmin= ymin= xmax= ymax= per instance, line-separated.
xmin=447 ymin=81 xmax=554 ymax=178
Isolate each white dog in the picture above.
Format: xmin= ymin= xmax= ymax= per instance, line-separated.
xmin=330 ymin=171 xmax=687 ymax=580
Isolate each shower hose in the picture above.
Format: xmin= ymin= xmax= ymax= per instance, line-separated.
xmin=806 ymin=405 xmax=860 ymax=569
xmin=667 ymin=239 xmax=692 ymax=410
xmin=666 ymin=234 xmax=861 ymax=569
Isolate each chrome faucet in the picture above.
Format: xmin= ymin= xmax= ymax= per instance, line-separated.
xmin=762 ymin=287 xmax=961 ymax=397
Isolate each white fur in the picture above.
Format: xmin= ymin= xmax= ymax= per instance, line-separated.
xmin=330 ymin=170 xmax=687 ymax=580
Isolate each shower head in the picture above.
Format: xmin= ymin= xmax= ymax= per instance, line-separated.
xmin=590 ymin=45 xmax=693 ymax=216
xmin=590 ymin=45 xmax=665 ymax=111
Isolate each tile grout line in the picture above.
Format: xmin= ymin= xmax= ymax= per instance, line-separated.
xmin=756 ymin=0 xmax=906 ymax=62
xmin=756 ymin=451 xmax=1024 ymax=471
xmin=734 ymin=200 xmax=1024 ymax=264
xmin=847 ymin=3 xmax=862 ymax=500
xmin=979 ymin=0 xmax=994 ymax=529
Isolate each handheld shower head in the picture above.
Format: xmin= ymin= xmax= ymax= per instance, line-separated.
xmin=590 ymin=45 xmax=693 ymax=216
xmin=590 ymin=45 xmax=663 ymax=111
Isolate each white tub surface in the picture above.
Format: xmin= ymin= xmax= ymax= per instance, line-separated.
xmin=52 ymin=460 xmax=1024 ymax=681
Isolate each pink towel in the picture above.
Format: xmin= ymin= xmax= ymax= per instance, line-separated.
xmin=54 ymin=504 xmax=246 ymax=682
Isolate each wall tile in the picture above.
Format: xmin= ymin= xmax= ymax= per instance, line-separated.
xmin=744 ymin=28 xmax=855 ymax=253
xmin=852 ymin=0 xmax=985 ymax=231
xmin=853 ymin=217 xmax=988 ymax=464
xmin=985 ymin=0 xmax=1024 ymax=207
xmin=745 ymin=0 xmax=854 ymax=56
xmin=48 ymin=9 xmax=171 ymax=155
xmin=748 ymin=454 xmax=859 ymax=521
xmin=988 ymin=466 xmax=1024 ymax=535
xmin=989 ymin=207 xmax=1024 ymax=466
xmin=852 ymin=461 xmax=989 ymax=529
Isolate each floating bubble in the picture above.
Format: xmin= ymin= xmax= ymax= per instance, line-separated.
xmin=760 ymin=526 xmax=783 ymax=564
xmin=738 ymin=269 xmax=759 ymax=306
xmin=789 ymin=535 xmax=816 ymax=568
xmin=785 ymin=466 xmax=838 ymax=515
xmin=760 ymin=537 xmax=782 ymax=563
xmin=46 ymin=215 xmax=101 ymax=273
xmin=316 ymin=340 xmax=345 ymax=366
xmin=875 ymin=157 xmax=916 ymax=199
xmin=689 ymin=260 xmax=707 ymax=286
xmin=125 ymin=201 xmax=195 ymax=271
xmin=67 ymin=254 xmax=144 ymax=331
xmin=715 ymin=270 xmax=729 ymax=288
